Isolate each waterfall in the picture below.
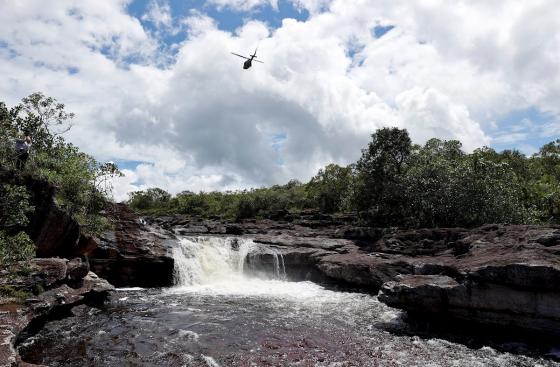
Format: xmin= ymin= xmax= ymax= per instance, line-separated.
xmin=172 ymin=236 xmax=286 ymax=287
xmin=269 ymin=247 xmax=287 ymax=280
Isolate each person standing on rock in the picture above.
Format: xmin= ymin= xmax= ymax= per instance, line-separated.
xmin=15 ymin=130 xmax=32 ymax=170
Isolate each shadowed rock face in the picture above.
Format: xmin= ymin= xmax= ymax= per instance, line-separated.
xmin=379 ymin=273 xmax=560 ymax=335
xmin=317 ymin=253 xmax=415 ymax=290
xmin=0 ymin=169 xmax=175 ymax=289
xmin=89 ymin=204 xmax=175 ymax=288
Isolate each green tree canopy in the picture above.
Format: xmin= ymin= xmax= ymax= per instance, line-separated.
xmin=307 ymin=164 xmax=353 ymax=213
xmin=354 ymin=127 xmax=412 ymax=225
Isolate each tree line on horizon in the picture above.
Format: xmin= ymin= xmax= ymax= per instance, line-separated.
xmin=128 ymin=128 xmax=560 ymax=228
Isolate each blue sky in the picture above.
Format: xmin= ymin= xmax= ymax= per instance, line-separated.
xmin=492 ymin=108 xmax=557 ymax=155
xmin=1 ymin=1 xmax=559 ymax=199
xmin=128 ymin=0 xmax=308 ymax=37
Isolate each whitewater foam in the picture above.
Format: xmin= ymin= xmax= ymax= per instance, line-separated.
xmin=169 ymin=236 xmax=356 ymax=300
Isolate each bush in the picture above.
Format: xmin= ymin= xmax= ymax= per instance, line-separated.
xmin=0 ymin=184 xmax=35 ymax=267
xmin=352 ymin=131 xmax=540 ymax=227
xmin=0 ymin=231 xmax=35 ymax=267
xmin=0 ymin=285 xmax=32 ymax=301
xmin=128 ymin=188 xmax=173 ymax=212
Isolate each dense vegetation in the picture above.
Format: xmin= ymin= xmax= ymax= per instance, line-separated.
xmin=129 ymin=128 xmax=560 ymax=227
xmin=0 ymin=93 xmax=121 ymax=267
xmin=0 ymin=184 xmax=35 ymax=267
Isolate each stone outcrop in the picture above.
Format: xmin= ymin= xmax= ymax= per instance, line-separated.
xmin=89 ymin=204 xmax=175 ymax=288
xmin=376 ymin=225 xmax=560 ymax=335
xmin=0 ymin=259 xmax=113 ymax=367
xmin=317 ymin=253 xmax=415 ymax=290
xmin=379 ymin=273 xmax=560 ymax=335
xmin=0 ymin=168 xmax=176 ymax=365
xmin=246 ymin=235 xmax=352 ymax=282
xmin=145 ymin=210 xmax=355 ymax=238
xmin=0 ymin=168 xmax=177 ymax=289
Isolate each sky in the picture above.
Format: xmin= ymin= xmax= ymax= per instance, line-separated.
xmin=1 ymin=0 xmax=559 ymax=201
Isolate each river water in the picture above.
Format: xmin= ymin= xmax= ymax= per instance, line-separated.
xmin=18 ymin=237 xmax=560 ymax=366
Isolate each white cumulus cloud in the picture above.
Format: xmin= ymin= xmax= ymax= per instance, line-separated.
xmin=0 ymin=0 xmax=558 ymax=201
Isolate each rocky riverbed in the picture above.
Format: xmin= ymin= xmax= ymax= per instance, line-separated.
xmin=15 ymin=235 xmax=560 ymax=366
xmin=3 ymin=198 xmax=560 ymax=366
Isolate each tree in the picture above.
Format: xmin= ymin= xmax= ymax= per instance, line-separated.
xmin=307 ymin=164 xmax=353 ymax=213
xmin=0 ymin=185 xmax=35 ymax=266
xmin=403 ymin=139 xmax=464 ymax=227
xmin=18 ymin=92 xmax=75 ymax=151
xmin=1 ymin=93 xmax=117 ymax=236
xmin=94 ymin=162 xmax=124 ymax=199
xmin=453 ymin=149 xmax=531 ymax=225
xmin=354 ymin=128 xmax=412 ymax=225
xmin=128 ymin=188 xmax=172 ymax=211
xmin=534 ymin=140 xmax=560 ymax=181
xmin=528 ymin=140 xmax=560 ymax=223
xmin=0 ymin=102 xmax=23 ymax=169
xmin=403 ymin=141 xmax=531 ymax=227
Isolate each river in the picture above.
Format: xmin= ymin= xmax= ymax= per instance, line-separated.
xmin=18 ymin=236 xmax=559 ymax=366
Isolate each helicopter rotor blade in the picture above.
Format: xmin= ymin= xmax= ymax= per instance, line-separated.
xmin=231 ymin=52 xmax=250 ymax=60
xmin=253 ymin=60 xmax=264 ymax=64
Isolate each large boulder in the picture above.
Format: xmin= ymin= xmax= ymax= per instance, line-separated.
xmin=250 ymin=235 xmax=354 ymax=282
xmin=89 ymin=204 xmax=175 ymax=288
xmin=0 ymin=259 xmax=113 ymax=367
xmin=318 ymin=252 xmax=415 ymax=290
xmin=377 ymin=225 xmax=560 ymax=335
xmin=379 ymin=273 xmax=560 ymax=335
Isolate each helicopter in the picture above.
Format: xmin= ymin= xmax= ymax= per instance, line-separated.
xmin=231 ymin=48 xmax=264 ymax=69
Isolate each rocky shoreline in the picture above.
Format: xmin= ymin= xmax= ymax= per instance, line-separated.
xmin=0 ymin=259 xmax=112 ymax=367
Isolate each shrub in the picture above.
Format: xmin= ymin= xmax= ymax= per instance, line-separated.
xmin=0 ymin=231 xmax=35 ymax=267
xmin=0 ymin=184 xmax=35 ymax=267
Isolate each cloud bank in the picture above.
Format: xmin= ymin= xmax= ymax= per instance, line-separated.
xmin=1 ymin=0 xmax=558 ymax=200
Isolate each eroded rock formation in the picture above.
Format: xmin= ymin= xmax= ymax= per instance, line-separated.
xmin=378 ymin=225 xmax=560 ymax=335
xmin=88 ymin=204 xmax=175 ymax=288
xmin=0 ymin=259 xmax=113 ymax=367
